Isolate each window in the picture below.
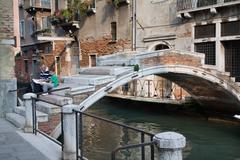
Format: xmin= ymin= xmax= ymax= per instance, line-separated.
xmin=45 ymin=45 xmax=52 ymax=54
xmin=155 ymin=44 xmax=169 ymax=50
xmin=195 ymin=24 xmax=215 ymax=39
xmin=89 ymin=0 xmax=96 ymax=9
xmin=41 ymin=0 xmax=51 ymax=8
xmin=20 ymin=20 xmax=25 ymax=38
xmin=29 ymin=21 xmax=34 ymax=35
xmin=195 ymin=42 xmax=216 ymax=65
xmin=24 ymin=59 xmax=29 ymax=73
xmin=221 ymin=21 xmax=240 ymax=36
xmin=111 ymin=22 xmax=117 ymax=41
xmin=42 ymin=17 xmax=50 ymax=30
xmin=31 ymin=0 xmax=36 ymax=6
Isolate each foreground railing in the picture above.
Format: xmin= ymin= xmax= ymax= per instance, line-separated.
xmin=74 ymin=110 xmax=155 ymax=160
xmin=23 ymin=91 xmax=186 ymax=160
xmin=30 ymin=87 xmax=70 ymax=151
xmin=32 ymin=96 xmax=63 ymax=149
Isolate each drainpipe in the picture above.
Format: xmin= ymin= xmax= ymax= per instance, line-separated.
xmin=65 ymin=41 xmax=72 ymax=76
xmin=131 ymin=0 xmax=137 ymax=51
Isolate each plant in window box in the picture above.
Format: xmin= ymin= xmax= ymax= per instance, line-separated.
xmin=61 ymin=9 xmax=73 ymax=22
xmin=48 ymin=10 xmax=64 ymax=25
xmin=107 ymin=0 xmax=130 ymax=8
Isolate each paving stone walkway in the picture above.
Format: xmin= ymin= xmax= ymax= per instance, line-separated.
xmin=0 ymin=118 xmax=49 ymax=160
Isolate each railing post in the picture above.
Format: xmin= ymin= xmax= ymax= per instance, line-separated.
xmin=62 ymin=104 xmax=78 ymax=160
xmin=153 ymin=132 xmax=186 ymax=160
xmin=23 ymin=93 xmax=37 ymax=133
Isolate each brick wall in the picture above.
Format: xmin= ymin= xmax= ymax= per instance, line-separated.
xmin=141 ymin=53 xmax=202 ymax=68
xmin=38 ymin=114 xmax=61 ymax=135
xmin=0 ymin=0 xmax=14 ymax=39
xmin=80 ymin=37 xmax=131 ymax=67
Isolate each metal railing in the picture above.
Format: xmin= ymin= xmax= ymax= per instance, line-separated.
xmin=177 ymin=0 xmax=239 ymax=11
xmin=32 ymin=97 xmax=63 ymax=149
xmin=118 ymin=79 xmax=183 ymax=100
xmin=31 ymin=87 xmax=70 ymax=151
xmin=74 ymin=110 xmax=155 ymax=160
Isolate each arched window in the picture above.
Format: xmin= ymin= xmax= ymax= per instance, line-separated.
xmin=155 ymin=44 xmax=169 ymax=50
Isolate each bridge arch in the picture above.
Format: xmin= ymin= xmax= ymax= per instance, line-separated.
xmin=78 ymin=65 xmax=240 ymax=114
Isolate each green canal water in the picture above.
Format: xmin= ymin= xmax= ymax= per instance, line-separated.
xmin=80 ymin=98 xmax=240 ymax=160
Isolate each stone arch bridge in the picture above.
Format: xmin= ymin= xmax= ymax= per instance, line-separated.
xmin=59 ymin=49 xmax=240 ymax=115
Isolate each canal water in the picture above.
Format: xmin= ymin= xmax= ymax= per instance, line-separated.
xmin=81 ymin=97 xmax=240 ymax=160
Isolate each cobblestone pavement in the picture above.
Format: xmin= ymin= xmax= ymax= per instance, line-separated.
xmin=0 ymin=118 xmax=49 ymax=160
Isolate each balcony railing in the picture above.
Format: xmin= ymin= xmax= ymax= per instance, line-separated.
xmin=25 ymin=0 xmax=51 ymax=9
xmin=177 ymin=0 xmax=240 ymax=12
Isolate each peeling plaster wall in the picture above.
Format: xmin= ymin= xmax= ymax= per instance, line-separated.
xmin=0 ymin=0 xmax=17 ymax=117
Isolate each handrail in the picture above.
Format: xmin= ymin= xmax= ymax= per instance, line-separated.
xmin=32 ymin=97 xmax=63 ymax=107
xmin=31 ymin=96 xmax=64 ymax=150
xmin=74 ymin=110 xmax=155 ymax=160
xmin=111 ymin=141 xmax=156 ymax=160
xmin=74 ymin=110 xmax=154 ymax=137
xmin=9 ymin=87 xmax=28 ymax=92
xmin=36 ymin=87 xmax=71 ymax=96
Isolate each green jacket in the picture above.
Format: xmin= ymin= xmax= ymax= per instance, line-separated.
xmin=51 ymin=74 xmax=59 ymax=87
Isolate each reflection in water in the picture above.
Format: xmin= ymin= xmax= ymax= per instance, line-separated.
xmin=81 ymin=98 xmax=240 ymax=160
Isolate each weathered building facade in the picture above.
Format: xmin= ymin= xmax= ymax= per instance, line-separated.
xmin=0 ymin=0 xmax=19 ymax=117
xmin=15 ymin=0 xmax=81 ymax=85
xmin=136 ymin=0 xmax=240 ymax=81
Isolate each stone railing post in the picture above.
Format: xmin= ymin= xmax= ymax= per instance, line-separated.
xmin=153 ymin=132 xmax=186 ymax=160
xmin=62 ymin=104 xmax=78 ymax=160
xmin=23 ymin=93 xmax=37 ymax=133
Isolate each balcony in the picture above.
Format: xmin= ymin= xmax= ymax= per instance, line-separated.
xmin=177 ymin=0 xmax=240 ymax=13
xmin=25 ymin=0 xmax=51 ymax=15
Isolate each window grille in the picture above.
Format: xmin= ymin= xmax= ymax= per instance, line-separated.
xmin=24 ymin=60 xmax=29 ymax=73
xmin=111 ymin=22 xmax=117 ymax=41
xmin=224 ymin=41 xmax=240 ymax=80
xmin=195 ymin=42 xmax=216 ymax=65
xmin=20 ymin=20 xmax=25 ymax=38
xmin=221 ymin=21 xmax=240 ymax=36
xmin=195 ymin=24 xmax=216 ymax=39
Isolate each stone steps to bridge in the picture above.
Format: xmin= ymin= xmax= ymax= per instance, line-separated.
xmin=79 ymin=66 xmax=133 ymax=76
xmin=38 ymin=94 xmax=73 ymax=106
xmin=36 ymin=101 xmax=61 ymax=115
xmin=6 ymin=112 xmax=25 ymax=129
xmin=52 ymin=84 xmax=96 ymax=97
xmin=62 ymin=74 xmax=116 ymax=86
xmin=14 ymin=106 xmax=48 ymax=122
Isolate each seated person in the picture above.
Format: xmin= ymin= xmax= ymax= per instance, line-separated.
xmin=40 ymin=64 xmax=51 ymax=79
xmin=42 ymin=71 xmax=59 ymax=93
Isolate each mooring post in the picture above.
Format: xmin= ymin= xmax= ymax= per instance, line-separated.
xmin=153 ymin=132 xmax=186 ymax=160
xmin=62 ymin=104 xmax=78 ymax=160
xmin=23 ymin=93 xmax=37 ymax=133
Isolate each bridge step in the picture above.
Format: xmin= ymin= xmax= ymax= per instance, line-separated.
xmin=14 ymin=106 xmax=48 ymax=122
xmin=52 ymin=84 xmax=96 ymax=96
xmin=38 ymin=94 xmax=73 ymax=106
xmin=79 ymin=66 xmax=133 ymax=76
xmin=63 ymin=75 xmax=116 ymax=86
xmin=36 ymin=101 xmax=61 ymax=115
xmin=6 ymin=113 xmax=25 ymax=129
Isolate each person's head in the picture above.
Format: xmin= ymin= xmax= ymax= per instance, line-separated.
xmin=41 ymin=64 xmax=46 ymax=70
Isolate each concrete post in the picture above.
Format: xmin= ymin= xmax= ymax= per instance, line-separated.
xmin=62 ymin=104 xmax=78 ymax=160
xmin=23 ymin=93 xmax=37 ymax=133
xmin=153 ymin=132 xmax=186 ymax=160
